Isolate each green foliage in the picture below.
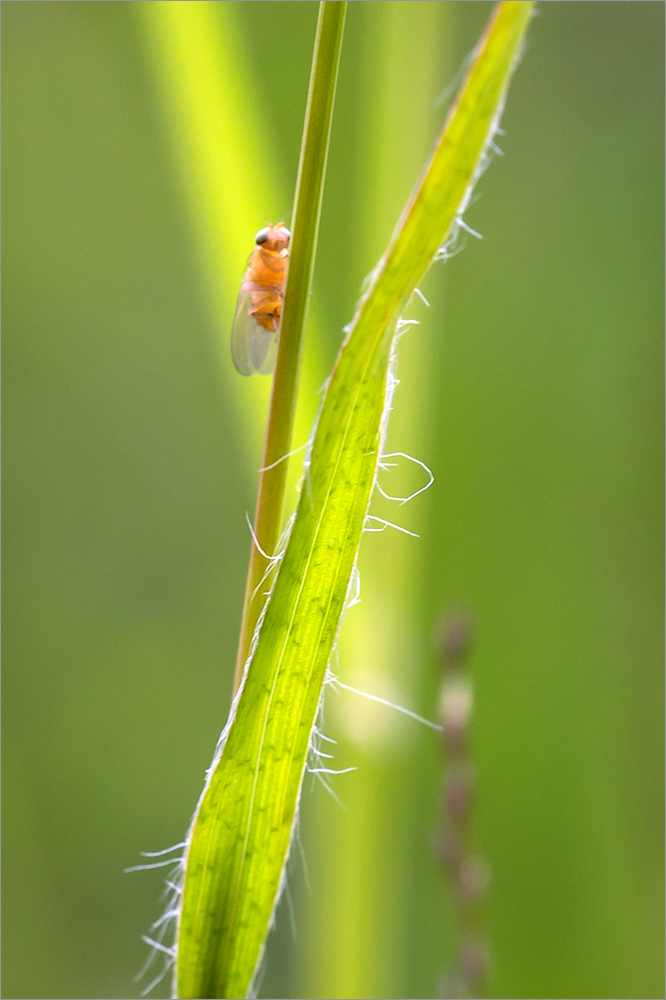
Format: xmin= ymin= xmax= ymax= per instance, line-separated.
xmin=174 ymin=5 xmax=533 ymax=997
xmin=3 ymin=3 xmax=663 ymax=1000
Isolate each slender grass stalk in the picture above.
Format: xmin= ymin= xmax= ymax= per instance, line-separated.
xmin=435 ymin=615 xmax=490 ymax=999
xmin=232 ymin=2 xmax=347 ymax=695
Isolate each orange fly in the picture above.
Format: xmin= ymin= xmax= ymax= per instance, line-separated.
xmin=231 ymin=222 xmax=291 ymax=376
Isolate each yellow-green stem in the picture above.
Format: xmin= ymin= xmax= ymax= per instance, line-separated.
xmin=233 ymin=1 xmax=347 ymax=695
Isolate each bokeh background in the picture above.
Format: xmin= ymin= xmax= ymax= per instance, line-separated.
xmin=3 ymin=3 xmax=663 ymax=998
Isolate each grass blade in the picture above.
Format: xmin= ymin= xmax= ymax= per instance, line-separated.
xmin=174 ymin=4 xmax=534 ymax=997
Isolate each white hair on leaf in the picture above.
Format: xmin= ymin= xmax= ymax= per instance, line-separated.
xmin=363 ymin=514 xmax=419 ymax=538
xmin=376 ymin=451 xmax=434 ymax=505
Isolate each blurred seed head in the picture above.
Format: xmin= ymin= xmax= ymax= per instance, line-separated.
xmin=437 ymin=612 xmax=474 ymax=665
xmin=459 ymin=932 xmax=491 ymax=989
xmin=457 ymin=855 xmax=491 ymax=905
xmin=439 ymin=674 xmax=474 ymax=748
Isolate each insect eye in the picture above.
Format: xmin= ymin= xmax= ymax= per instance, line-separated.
xmin=255 ymin=228 xmax=270 ymax=245
xmin=281 ymin=228 xmax=292 ymax=245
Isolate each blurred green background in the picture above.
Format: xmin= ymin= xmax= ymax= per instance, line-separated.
xmin=3 ymin=2 xmax=663 ymax=998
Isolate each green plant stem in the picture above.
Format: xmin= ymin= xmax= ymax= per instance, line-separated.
xmin=232 ymin=0 xmax=347 ymax=695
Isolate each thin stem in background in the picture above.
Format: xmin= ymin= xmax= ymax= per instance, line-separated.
xmin=233 ymin=0 xmax=347 ymax=695
xmin=436 ymin=614 xmax=491 ymax=1000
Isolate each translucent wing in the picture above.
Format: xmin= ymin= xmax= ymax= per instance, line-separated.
xmin=231 ymin=288 xmax=279 ymax=376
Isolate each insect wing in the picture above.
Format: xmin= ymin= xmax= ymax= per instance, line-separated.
xmin=231 ymin=288 xmax=278 ymax=376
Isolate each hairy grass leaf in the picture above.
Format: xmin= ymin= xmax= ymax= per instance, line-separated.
xmin=174 ymin=3 xmax=534 ymax=997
